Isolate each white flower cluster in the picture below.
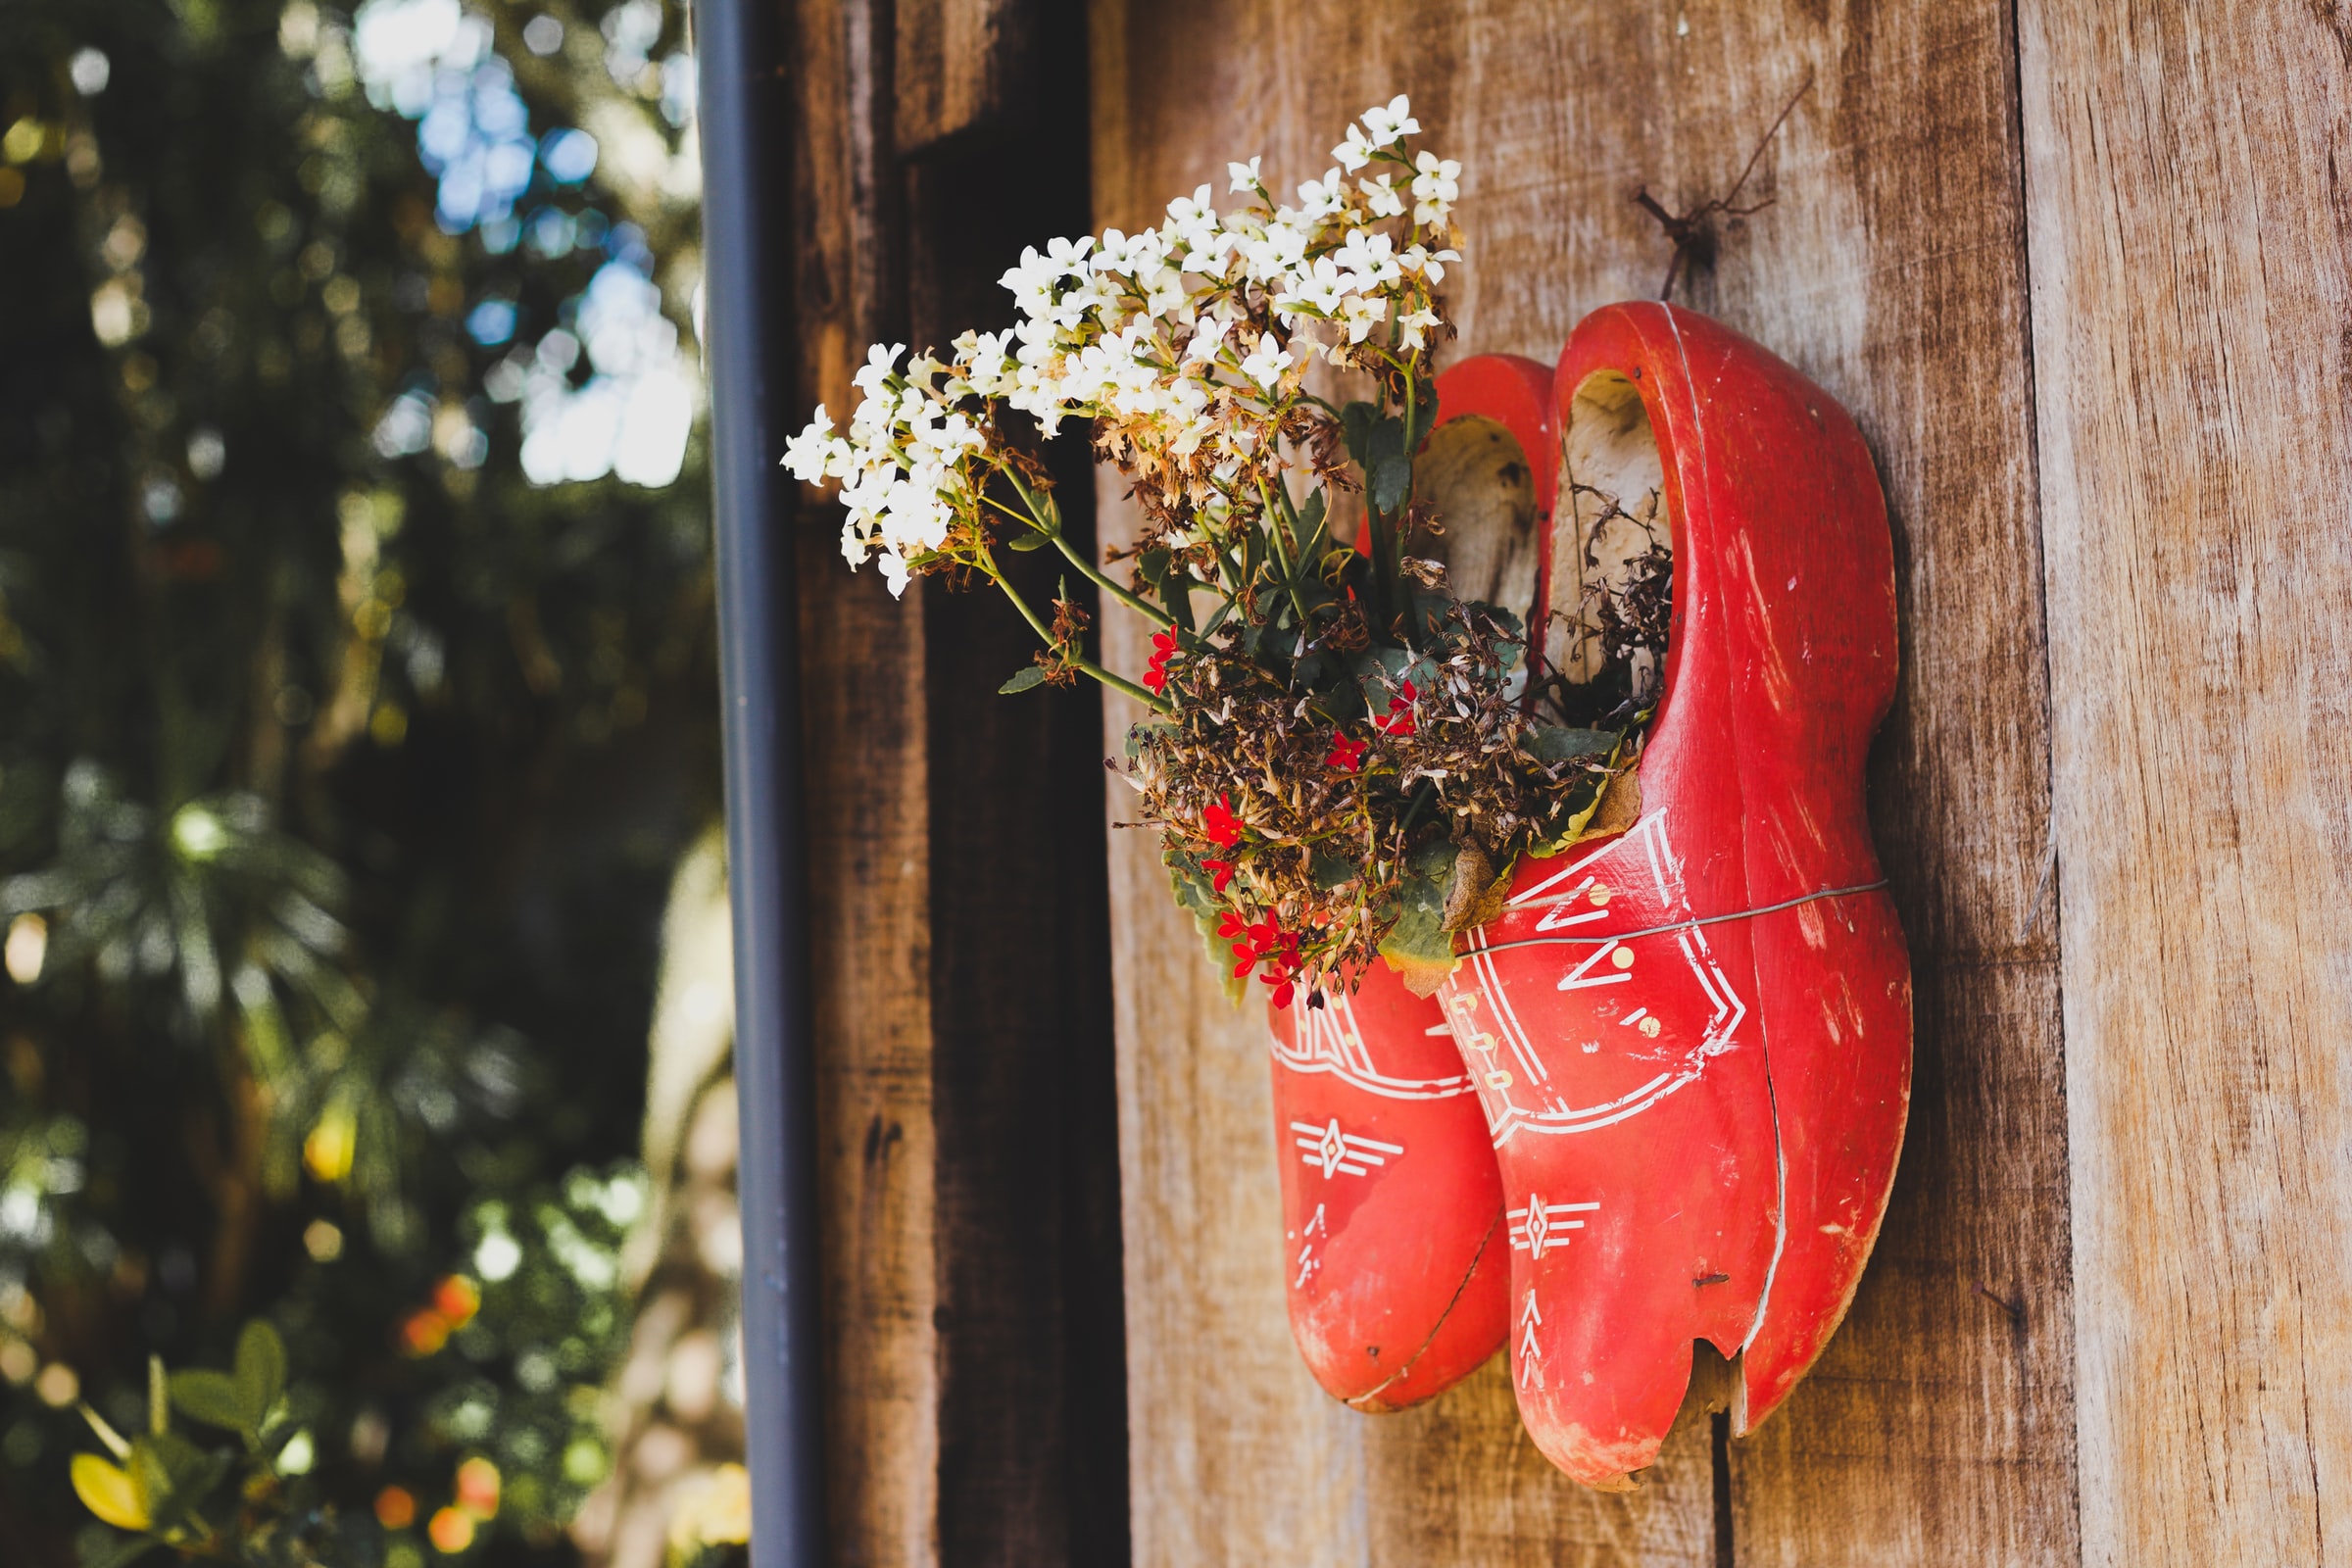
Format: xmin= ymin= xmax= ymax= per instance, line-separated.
xmin=783 ymin=95 xmax=1463 ymax=597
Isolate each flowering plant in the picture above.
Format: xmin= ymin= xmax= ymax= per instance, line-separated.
xmin=786 ymin=98 xmax=1659 ymax=1004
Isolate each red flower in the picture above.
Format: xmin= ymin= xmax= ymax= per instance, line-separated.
xmin=1144 ymin=629 xmax=1178 ymax=694
xmin=1216 ymin=909 xmax=1252 ymax=973
xmin=1373 ymin=679 xmax=1419 ymax=738
xmin=1255 ymin=922 xmax=1304 ymax=1007
xmin=1324 ymin=732 xmax=1367 ymax=772
xmin=1216 ymin=908 xmax=1298 ymax=982
xmin=1202 ymin=858 xmax=1236 ymax=893
xmin=1202 ymin=794 xmax=1244 ymax=849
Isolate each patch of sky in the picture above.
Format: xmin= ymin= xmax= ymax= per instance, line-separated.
xmin=659 ymin=52 xmax=696 ymax=128
xmin=517 ymin=259 xmax=696 ymax=489
xmin=352 ymin=0 xmax=697 ymax=489
xmin=466 ymin=299 xmax=516 ymax=347
xmin=602 ymin=0 xmax=663 ymax=89
xmin=541 ymin=127 xmax=599 ymax=184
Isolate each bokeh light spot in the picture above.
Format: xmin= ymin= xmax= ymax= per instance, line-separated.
xmin=426 ymin=1505 xmax=475 ymax=1553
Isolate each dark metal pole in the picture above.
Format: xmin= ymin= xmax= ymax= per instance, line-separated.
xmin=694 ymin=2 xmax=826 ymax=1564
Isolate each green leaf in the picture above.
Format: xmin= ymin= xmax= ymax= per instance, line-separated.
xmin=127 ymin=1433 xmax=212 ymax=1538
xmin=1378 ymin=855 xmax=1458 ymax=998
xmin=1164 ymin=851 xmax=1246 ymax=1005
xmin=1308 ymin=850 xmax=1357 ymax=890
xmin=166 ymin=1371 xmax=246 ymax=1436
xmin=1370 ymin=454 xmax=1412 ymax=518
xmin=1406 ymin=382 xmax=1439 ymax=452
xmin=1006 ymin=530 xmax=1051 ymax=552
xmin=1526 ymin=726 xmax=1616 ymax=763
xmin=999 ymin=666 xmax=1048 ymax=695
xmin=1340 ymin=401 xmax=1378 ymax=465
xmin=233 ymin=1321 xmax=286 ymax=1433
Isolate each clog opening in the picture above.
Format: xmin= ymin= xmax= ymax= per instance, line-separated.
xmin=1548 ymin=370 xmax=1672 ymax=716
xmin=1411 ymin=413 xmax=1543 ymax=628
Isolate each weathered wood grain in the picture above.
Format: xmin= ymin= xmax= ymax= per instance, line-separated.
xmin=790 ymin=3 xmax=939 ymax=1564
xmin=1092 ymin=2 xmax=2074 ymax=1562
xmin=2017 ymin=5 xmax=2352 ymax=1563
xmin=893 ymin=0 xmax=1032 ymax=155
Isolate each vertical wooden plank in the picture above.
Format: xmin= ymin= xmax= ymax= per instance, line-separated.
xmin=789 ymin=3 xmax=939 ymax=1565
xmin=2017 ymin=6 xmax=2352 ymax=1564
xmin=905 ymin=12 xmax=1132 ymax=1549
xmin=1642 ymin=7 xmax=2082 ymax=1565
xmin=789 ymin=4 xmax=1128 ymax=1562
xmin=1093 ymin=1 xmax=2076 ymax=1562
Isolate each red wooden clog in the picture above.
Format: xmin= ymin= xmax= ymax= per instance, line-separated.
xmin=1268 ymin=964 xmax=1508 ymax=1409
xmin=1263 ymin=354 xmax=1553 ymax=1409
xmin=1434 ymin=304 xmax=1911 ymax=1487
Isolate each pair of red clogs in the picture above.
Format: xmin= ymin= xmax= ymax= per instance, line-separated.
xmin=1267 ymin=303 xmax=1911 ymax=1490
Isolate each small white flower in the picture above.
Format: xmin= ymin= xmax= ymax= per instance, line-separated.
xmin=1238 ymin=333 xmax=1292 ymax=390
xmin=1339 ymin=292 xmax=1387 ymax=344
xmin=853 ymin=342 xmax=906 ymax=400
xmin=1334 ymin=123 xmax=1375 ymax=172
xmin=1411 ymin=151 xmax=1461 ymax=224
xmin=1360 ymin=172 xmax=1405 ymax=220
xmin=1359 ymin=95 xmax=1418 ymax=147
xmin=1398 ymin=307 xmax=1442 ymax=350
xmin=1228 ymin=156 xmax=1263 ymax=194
xmin=1295 ymin=167 xmax=1347 ymax=220
xmin=1186 ymin=318 xmax=1229 ymax=364
xmin=782 ymin=409 xmax=838 ymax=482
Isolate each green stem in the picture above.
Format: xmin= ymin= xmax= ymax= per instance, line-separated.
xmin=1049 ymin=532 xmax=1175 ymax=630
xmin=997 ymin=461 xmax=1178 ymax=632
xmin=1257 ymin=479 xmax=1314 ymax=632
xmin=983 ymin=558 xmax=1174 ymax=713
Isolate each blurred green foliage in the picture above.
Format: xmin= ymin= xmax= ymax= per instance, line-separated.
xmin=0 ymin=0 xmax=715 ymax=1561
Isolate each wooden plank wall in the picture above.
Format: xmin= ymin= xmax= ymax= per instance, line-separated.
xmin=2018 ymin=4 xmax=2352 ymax=1564
xmin=1090 ymin=3 xmax=2078 ymax=1564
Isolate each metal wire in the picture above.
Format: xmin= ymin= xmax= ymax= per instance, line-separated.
xmin=1466 ymin=880 xmax=1890 ymax=956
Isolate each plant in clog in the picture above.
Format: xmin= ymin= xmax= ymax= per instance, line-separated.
xmin=787 ymin=99 xmax=1907 ymax=1466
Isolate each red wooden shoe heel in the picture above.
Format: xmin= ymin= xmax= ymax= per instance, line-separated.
xmin=1435 ymin=303 xmax=1911 ymax=1487
xmin=1263 ymin=354 xmax=1554 ymax=1410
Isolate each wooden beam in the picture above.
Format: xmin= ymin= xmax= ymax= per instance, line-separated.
xmin=2018 ymin=4 xmax=2352 ymax=1561
xmin=787 ymin=3 xmax=1126 ymax=1563
xmin=788 ymin=3 xmax=939 ymax=1564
